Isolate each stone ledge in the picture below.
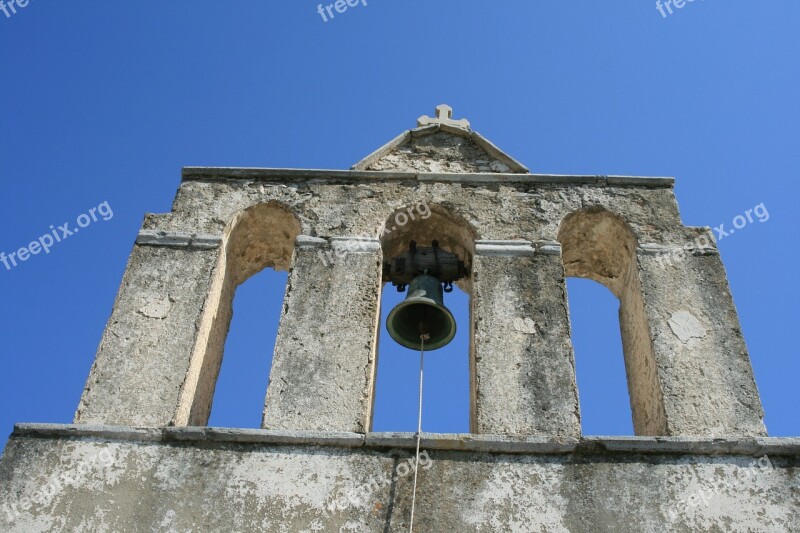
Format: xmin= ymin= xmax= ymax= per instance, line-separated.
xmin=164 ymin=427 xmax=365 ymax=448
xmin=474 ymin=240 xmax=536 ymax=257
xmin=11 ymin=424 xmax=800 ymax=457
xmin=12 ymin=424 xmax=166 ymax=443
xmin=579 ymin=436 xmax=800 ymax=456
xmin=366 ymin=432 xmax=577 ymax=454
xmin=181 ymin=167 xmax=675 ymax=188
xmin=639 ymin=243 xmax=719 ymax=256
xmin=474 ymin=240 xmax=562 ymax=257
xmin=136 ymin=230 xmax=222 ymax=249
xmin=295 ymin=235 xmax=381 ymax=253
xmin=295 ymin=235 xmax=328 ymax=249
xmin=536 ymin=241 xmax=563 ymax=255
xmin=330 ymin=236 xmax=381 ymax=253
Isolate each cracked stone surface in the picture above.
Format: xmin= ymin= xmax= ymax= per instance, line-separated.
xmin=0 ymin=432 xmax=797 ymax=532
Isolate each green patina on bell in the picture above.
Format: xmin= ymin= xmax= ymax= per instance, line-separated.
xmin=386 ymin=274 xmax=456 ymax=351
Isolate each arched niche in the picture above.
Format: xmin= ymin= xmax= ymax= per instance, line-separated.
xmin=372 ymin=203 xmax=476 ymax=432
xmin=558 ymin=207 xmax=667 ymax=435
xmin=379 ymin=203 xmax=476 ymax=293
xmin=174 ymin=201 xmax=301 ymax=426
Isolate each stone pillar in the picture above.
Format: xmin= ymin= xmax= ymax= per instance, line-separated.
xmin=471 ymin=240 xmax=580 ymax=438
xmin=637 ymin=239 xmax=766 ymax=436
xmin=263 ymin=236 xmax=382 ymax=433
xmin=75 ymin=230 xmax=223 ymax=426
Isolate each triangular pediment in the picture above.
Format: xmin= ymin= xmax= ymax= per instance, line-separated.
xmin=352 ymin=106 xmax=529 ymax=174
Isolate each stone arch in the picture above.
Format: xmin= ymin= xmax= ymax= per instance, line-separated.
xmin=372 ymin=203 xmax=476 ymax=432
xmin=174 ymin=201 xmax=301 ymax=426
xmin=558 ymin=207 xmax=667 ymax=435
xmin=379 ymin=203 xmax=476 ymax=292
xmin=558 ymin=208 xmax=637 ymax=298
xmin=224 ymin=201 xmax=302 ymax=283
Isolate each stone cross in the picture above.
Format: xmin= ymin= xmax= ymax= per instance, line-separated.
xmin=417 ymin=104 xmax=471 ymax=129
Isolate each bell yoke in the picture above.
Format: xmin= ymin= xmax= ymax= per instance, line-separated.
xmin=384 ymin=240 xmax=467 ymax=351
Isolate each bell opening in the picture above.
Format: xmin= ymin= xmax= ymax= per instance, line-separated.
xmin=387 ymin=301 xmax=457 ymax=351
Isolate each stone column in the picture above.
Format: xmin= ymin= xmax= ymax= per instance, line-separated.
xmin=471 ymin=240 xmax=580 ymax=438
xmin=75 ymin=230 xmax=223 ymax=426
xmin=637 ymin=239 xmax=766 ymax=436
xmin=263 ymin=236 xmax=382 ymax=433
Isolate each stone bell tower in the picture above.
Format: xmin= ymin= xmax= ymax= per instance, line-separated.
xmin=1 ymin=106 xmax=797 ymax=531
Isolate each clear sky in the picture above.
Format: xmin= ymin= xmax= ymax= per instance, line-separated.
xmin=1 ymin=1 xmax=798 ymax=452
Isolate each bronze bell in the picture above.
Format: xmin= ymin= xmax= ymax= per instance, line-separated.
xmin=386 ymin=274 xmax=457 ymax=351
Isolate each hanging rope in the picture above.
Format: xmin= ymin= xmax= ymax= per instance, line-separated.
xmin=408 ymin=332 xmax=428 ymax=533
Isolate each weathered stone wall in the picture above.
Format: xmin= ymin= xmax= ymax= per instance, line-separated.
xmin=364 ymin=131 xmax=516 ymax=174
xmin=75 ymin=244 xmax=222 ymax=427
xmin=73 ymin=167 xmax=766 ymax=437
xmin=472 ymin=243 xmax=580 ymax=437
xmin=264 ymin=237 xmax=382 ymax=433
xmin=638 ymin=249 xmax=767 ymax=436
xmin=2 ymin=166 xmax=787 ymax=531
xmin=4 ymin=116 xmax=784 ymax=532
xmin=148 ymin=172 xmax=687 ymax=245
xmin=1 ymin=426 xmax=797 ymax=532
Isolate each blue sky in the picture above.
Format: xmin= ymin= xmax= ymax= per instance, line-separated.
xmin=1 ymin=1 xmax=798 ymax=452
